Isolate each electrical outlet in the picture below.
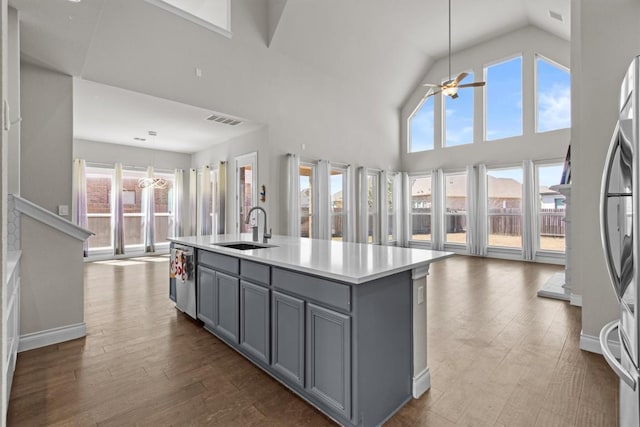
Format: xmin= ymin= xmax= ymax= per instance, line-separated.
xmin=418 ymin=286 xmax=424 ymax=304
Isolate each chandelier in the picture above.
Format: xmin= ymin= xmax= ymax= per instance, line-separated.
xmin=138 ymin=177 xmax=168 ymax=189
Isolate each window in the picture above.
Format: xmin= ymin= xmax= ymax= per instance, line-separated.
xmin=122 ymin=169 xmax=146 ymax=248
xmin=86 ymin=167 xmax=113 ymax=250
xmin=485 ymin=56 xmax=523 ymax=140
xmin=537 ymin=163 xmax=565 ymax=252
xmin=536 ymin=55 xmax=571 ymax=133
xmin=409 ymin=174 xmax=432 ymax=241
xmin=409 ymin=96 xmax=435 ymax=152
xmin=444 ymin=172 xmax=467 ymax=245
xmin=236 ymin=153 xmax=257 ymax=233
xmin=367 ymin=172 xmax=380 ymax=243
xmin=330 ymin=167 xmax=347 ymax=241
xmin=385 ymin=172 xmax=401 ymax=243
xmin=444 ymin=72 xmax=474 ymax=147
xmin=487 ymin=167 xmax=523 ymax=248
xmin=153 ymin=172 xmax=174 ymax=245
xmin=300 ymin=163 xmax=315 ymax=238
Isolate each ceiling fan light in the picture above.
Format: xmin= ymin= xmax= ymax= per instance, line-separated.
xmin=442 ymin=86 xmax=458 ymax=97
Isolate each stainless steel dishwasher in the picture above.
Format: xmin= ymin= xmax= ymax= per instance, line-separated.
xmin=170 ymin=243 xmax=196 ymax=319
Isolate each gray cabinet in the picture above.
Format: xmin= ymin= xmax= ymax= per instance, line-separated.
xmin=272 ymin=291 xmax=305 ymax=387
xmin=197 ymin=265 xmax=216 ymax=327
xmin=213 ymin=271 xmax=240 ymax=344
xmin=240 ymin=281 xmax=270 ymax=364
xmin=306 ymin=303 xmax=351 ymax=420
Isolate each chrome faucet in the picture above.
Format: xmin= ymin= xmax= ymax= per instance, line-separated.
xmin=245 ymin=206 xmax=272 ymax=243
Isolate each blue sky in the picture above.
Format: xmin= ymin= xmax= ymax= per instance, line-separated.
xmin=410 ymin=55 xmax=570 ymax=151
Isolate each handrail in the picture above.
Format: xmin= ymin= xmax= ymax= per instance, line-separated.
xmin=11 ymin=194 xmax=94 ymax=241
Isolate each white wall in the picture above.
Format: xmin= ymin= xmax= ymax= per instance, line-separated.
xmin=73 ymin=138 xmax=191 ymax=171
xmin=572 ymin=0 xmax=640 ymax=343
xmin=401 ymin=26 xmax=570 ymax=172
xmin=7 ymin=7 xmax=18 ymax=195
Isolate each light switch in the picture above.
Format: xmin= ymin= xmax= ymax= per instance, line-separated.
xmin=58 ymin=205 xmax=69 ymax=216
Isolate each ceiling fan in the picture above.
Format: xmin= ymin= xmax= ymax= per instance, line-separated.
xmin=423 ymin=0 xmax=485 ymax=99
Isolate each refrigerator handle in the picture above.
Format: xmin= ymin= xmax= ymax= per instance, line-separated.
xmin=599 ymin=320 xmax=637 ymax=390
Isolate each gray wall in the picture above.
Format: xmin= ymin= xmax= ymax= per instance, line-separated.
xmin=572 ymin=0 xmax=640 ymax=341
xmin=19 ymin=62 xmax=83 ymax=337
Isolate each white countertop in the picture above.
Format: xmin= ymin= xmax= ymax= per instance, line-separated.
xmin=169 ymin=234 xmax=453 ymax=284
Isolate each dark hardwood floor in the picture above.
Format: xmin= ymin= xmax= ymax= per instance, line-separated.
xmin=7 ymin=255 xmax=617 ymax=426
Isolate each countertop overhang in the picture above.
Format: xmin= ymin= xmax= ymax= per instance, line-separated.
xmin=169 ymin=234 xmax=453 ymax=284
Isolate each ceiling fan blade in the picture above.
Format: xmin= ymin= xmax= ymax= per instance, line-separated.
xmin=422 ymin=83 xmax=442 ymax=87
xmin=457 ymin=81 xmax=486 ymax=88
xmin=453 ymin=72 xmax=468 ymax=85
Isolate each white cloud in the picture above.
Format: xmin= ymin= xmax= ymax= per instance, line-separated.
xmin=538 ymin=84 xmax=571 ymax=131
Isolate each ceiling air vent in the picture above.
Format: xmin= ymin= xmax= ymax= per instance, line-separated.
xmin=206 ymin=114 xmax=242 ymax=126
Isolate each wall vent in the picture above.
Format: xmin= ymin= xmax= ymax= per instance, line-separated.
xmin=206 ymin=114 xmax=242 ymax=126
xmin=548 ymin=10 xmax=563 ymax=22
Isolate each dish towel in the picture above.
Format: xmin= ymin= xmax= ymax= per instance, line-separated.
xmin=170 ymin=248 xmax=188 ymax=282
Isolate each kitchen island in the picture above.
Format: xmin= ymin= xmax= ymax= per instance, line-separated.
xmin=169 ymin=234 xmax=452 ymax=427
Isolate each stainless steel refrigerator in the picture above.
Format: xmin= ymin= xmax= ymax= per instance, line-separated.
xmin=600 ymin=56 xmax=640 ymax=427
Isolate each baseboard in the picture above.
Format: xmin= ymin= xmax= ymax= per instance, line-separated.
xmin=413 ymin=367 xmax=431 ymax=398
xmin=570 ymin=293 xmax=582 ymax=307
xmin=18 ymin=322 xmax=87 ymax=352
xmin=579 ymin=329 xmax=620 ymax=358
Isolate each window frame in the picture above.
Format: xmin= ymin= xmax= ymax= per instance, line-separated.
xmin=235 ymin=152 xmax=258 ymax=234
xmin=486 ymin=164 xmax=524 ymax=251
xmin=330 ymin=164 xmax=349 ymax=242
xmin=534 ymin=53 xmax=571 ymax=134
xmin=443 ymin=170 xmax=468 ymax=248
xmin=299 ymin=161 xmax=317 ymax=239
xmin=407 ymin=96 xmax=436 ymax=153
xmin=152 ymin=170 xmax=175 ymax=247
xmin=534 ymin=159 xmax=567 ymax=256
xmin=483 ymin=54 xmax=524 ymax=142
xmin=366 ymin=170 xmax=381 ymax=244
xmin=408 ymin=172 xmax=433 ymax=244
xmin=85 ymin=165 xmax=115 ymax=254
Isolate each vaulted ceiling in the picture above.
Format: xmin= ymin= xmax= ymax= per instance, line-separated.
xmin=8 ymin=0 xmax=570 ymax=152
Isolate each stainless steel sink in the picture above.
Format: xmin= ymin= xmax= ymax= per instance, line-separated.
xmin=213 ymin=242 xmax=277 ymax=250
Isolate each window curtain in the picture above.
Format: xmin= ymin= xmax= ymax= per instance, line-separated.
xmin=431 ymin=169 xmax=445 ymax=251
xmin=380 ymin=171 xmax=389 ymax=245
xmin=142 ymin=166 xmax=156 ymax=253
xmin=317 ymin=160 xmax=331 ymax=240
xmin=171 ymin=169 xmax=184 ymax=238
xmin=72 ymin=158 xmax=89 ymax=257
xmin=287 ymin=154 xmax=300 ymax=237
xmin=392 ymin=172 xmax=402 ymax=245
xmin=400 ymin=172 xmax=411 ymax=247
xmin=189 ymin=168 xmax=197 ymax=235
xmin=344 ymin=165 xmax=356 ymax=243
xmin=522 ymin=160 xmax=535 ymax=260
xmin=476 ymin=164 xmax=488 ymax=256
xmin=216 ymin=161 xmax=227 ymax=235
xmin=199 ymin=165 xmax=212 ymax=236
xmin=466 ymin=165 xmax=488 ymax=256
xmin=357 ymin=167 xmax=368 ymax=243
xmin=112 ymin=162 xmax=125 ymax=255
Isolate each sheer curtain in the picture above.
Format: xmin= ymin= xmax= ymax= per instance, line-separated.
xmin=522 ymin=160 xmax=535 ymax=260
xmin=466 ymin=165 xmax=477 ymax=254
xmin=142 ymin=166 xmax=156 ymax=253
xmin=317 ymin=160 xmax=331 ymax=240
xmin=431 ymin=169 xmax=445 ymax=251
xmin=112 ymin=163 xmax=125 ymax=255
xmin=216 ymin=161 xmax=227 ymax=235
xmin=287 ymin=154 xmax=300 ymax=237
xmin=199 ymin=165 xmax=212 ymax=236
xmin=344 ymin=165 xmax=356 ymax=242
xmin=380 ymin=171 xmax=389 ymax=245
xmin=466 ymin=164 xmax=488 ymax=256
xmin=72 ymin=158 xmax=89 ymax=256
xmin=171 ymin=169 xmax=184 ymax=238
xmin=189 ymin=168 xmax=197 ymax=235
xmin=401 ymin=172 xmax=411 ymax=247
xmin=357 ymin=167 xmax=368 ymax=243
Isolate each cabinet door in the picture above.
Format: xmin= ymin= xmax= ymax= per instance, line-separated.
xmin=214 ymin=272 xmax=240 ymax=344
xmin=306 ymin=303 xmax=351 ymax=419
xmin=272 ymin=291 xmax=305 ymax=387
xmin=197 ymin=266 xmax=216 ymax=327
xmin=240 ymin=281 xmax=270 ymax=364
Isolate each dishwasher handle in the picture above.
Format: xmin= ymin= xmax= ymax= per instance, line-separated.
xmin=599 ymin=320 xmax=637 ymax=390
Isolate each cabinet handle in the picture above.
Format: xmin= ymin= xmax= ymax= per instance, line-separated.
xmin=599 ymin=320 xmax=637 ymax=390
